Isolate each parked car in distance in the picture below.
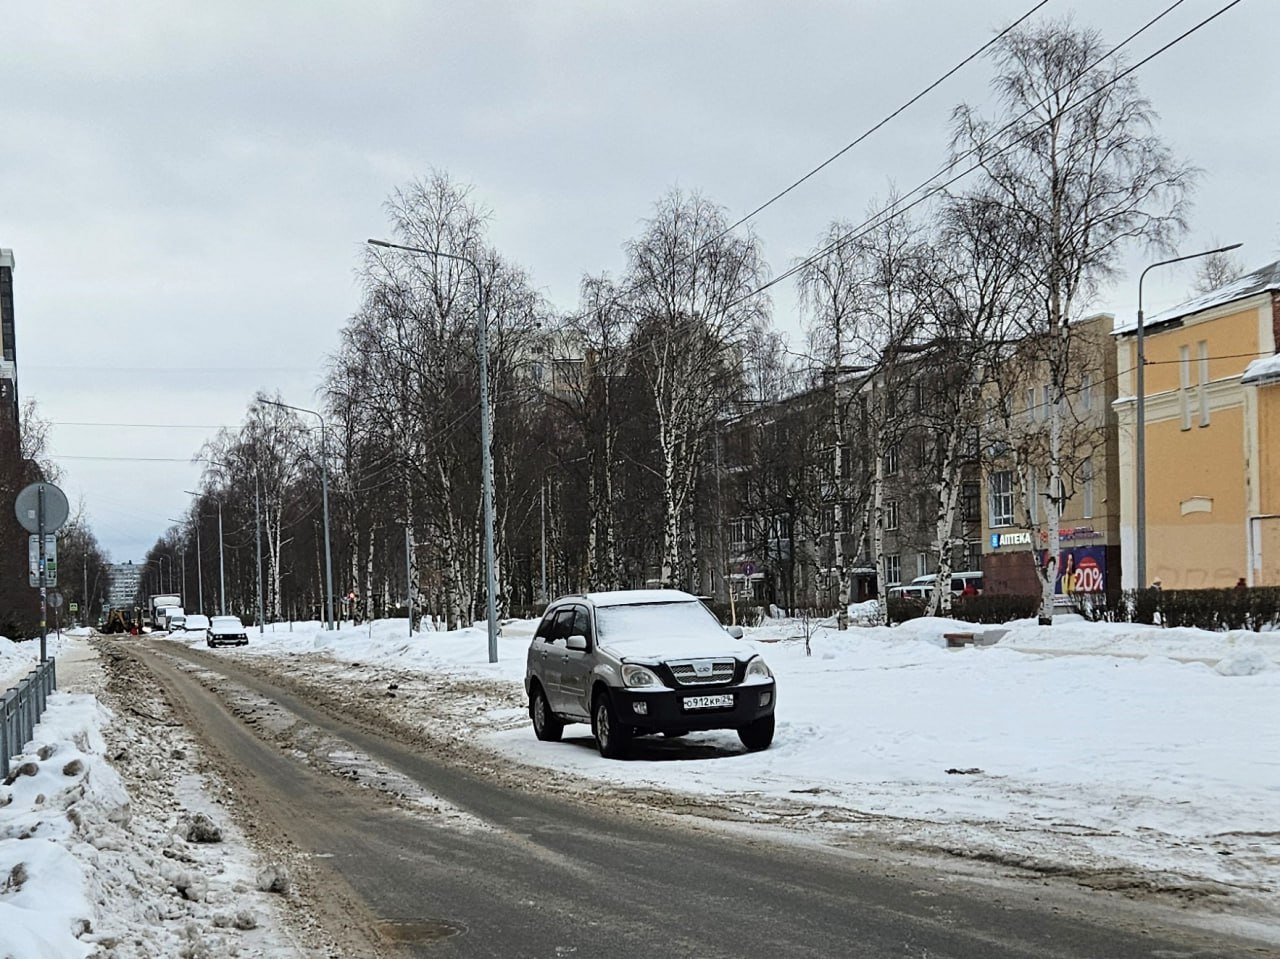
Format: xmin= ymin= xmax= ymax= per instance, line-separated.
xmin=207 ymin=615 xmax=248 ymax=648
xmin=886 ymin=584 xmax=930 ymax=602
xmin=525 ymin=589 xmax=776 ymax=759
xmin=182 ymin=614 xmax=211 ymax=638
xmin=166 ymin=614 xmax=186 ymax=633
xmin=908 ymin=570 xmax=984 ymax=596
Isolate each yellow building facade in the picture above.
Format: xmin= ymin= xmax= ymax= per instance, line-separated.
xmin=1114 ymin=262 xmax=1280 ymax=588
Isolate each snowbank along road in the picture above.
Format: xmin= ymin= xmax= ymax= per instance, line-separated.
xmin=86 ymin=633 xmax=1275 ymax=959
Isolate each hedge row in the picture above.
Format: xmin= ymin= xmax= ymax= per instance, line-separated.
xmin=1073 ymin=586 xmax=1280 ymax=632
xmin=888 ymin=593 xmax=1040 ymax=625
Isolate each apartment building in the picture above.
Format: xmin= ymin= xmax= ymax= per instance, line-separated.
xmin=979 ymin=313 xmax=1123 ymax=598
xmin=1114 ymin=261 xmax=1280 ymax=588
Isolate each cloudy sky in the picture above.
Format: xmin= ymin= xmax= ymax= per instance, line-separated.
xmin=2 ymin=0 xmax=1275 ymax=562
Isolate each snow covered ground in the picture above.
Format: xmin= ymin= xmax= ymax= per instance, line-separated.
xmin=166 ymin=612 xmax=1280 ymax=913
xmin=0 ymin=636 xmax=310 ymax=958
xmin=5 ymin=611 xmax=1276 ymax=953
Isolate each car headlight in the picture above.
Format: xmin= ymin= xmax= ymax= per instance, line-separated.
xmin=622 ymin=664 xmax=662 ymax=688
xmin=745 ymin=656 xmax=773 ymax=680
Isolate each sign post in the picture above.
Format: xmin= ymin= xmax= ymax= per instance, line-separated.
xmin=15 ymin=482 xmax=70 ymax=664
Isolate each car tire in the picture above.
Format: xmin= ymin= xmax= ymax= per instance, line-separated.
xmin=529 ymin=685 xmax=564 ymax=742
xmin=592 ymin=691 xmax=631 ymax=760
xmin=738 ymin=714 xmax=775 ymax=752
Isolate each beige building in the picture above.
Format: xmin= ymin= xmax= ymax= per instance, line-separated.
xmin=980 ymin=313 xmax=1122 ymax=597
xmin=1114 ymin=262 xmax=1280 ymax=588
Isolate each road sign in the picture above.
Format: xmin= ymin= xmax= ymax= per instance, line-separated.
xmin=14 ymin=482 xmax=70 ymax=534
xmin=69 ymin=602 xmax=79 ymax=613
xmin=48 ymin=591 xmax=64 ymax=610
xmin=28 ymin=534 xmax=57 ymax=587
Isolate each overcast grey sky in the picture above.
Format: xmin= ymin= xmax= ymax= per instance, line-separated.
xmin=2 ymin=0 xmax=1275 ymax=561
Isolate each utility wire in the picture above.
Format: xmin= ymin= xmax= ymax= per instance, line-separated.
xmin=560 ymin=0 xmax=1057 ymax=324
xmin=729 ymin=0 xmax=1239 ymax=310
xmin=52 ymin=421 xmax=225 ymax=430
xmin=710 ymin=0 xmax=1053 ymax=246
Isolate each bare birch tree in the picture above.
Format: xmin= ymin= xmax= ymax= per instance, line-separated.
xmin=625 ymin=189 xmax=769 ymax=590
xmin=952 ymin=19 xmax=1194 ymax=621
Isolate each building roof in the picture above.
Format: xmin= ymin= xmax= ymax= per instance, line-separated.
xmin=1114 ymin=260 xmax=1280 ymax=335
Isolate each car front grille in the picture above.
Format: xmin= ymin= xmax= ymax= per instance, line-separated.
xmin=667 ymin=659 xmax=736 ymax=686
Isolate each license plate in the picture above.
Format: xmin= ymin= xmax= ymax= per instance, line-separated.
xmin=683 ymin=693 xmax=734 ymax=711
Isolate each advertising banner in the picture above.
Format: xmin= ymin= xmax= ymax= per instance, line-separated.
xmin=1055 ymin=545 xmax=1106 ymax=595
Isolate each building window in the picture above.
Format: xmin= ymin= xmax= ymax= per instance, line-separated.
xmin=1197 ymin=340 xmax=1210 ymax=427
xmin=729 ymin=518 xmax=751 ymax=552
xmin=1081 ymin=373 xmax=1093 ymax=412
xmin=917 ymin=554 xmax=930 ymax=578
xmin=1179 ymin=344 xmax=1192 ymax=430
xmin=1082 ymin=457 xmax=1094 ymax=519
xmin=1025 ymin=386 xmax=1037 ymax=421
xmin=961 ymin=481 xmax=980 ymax=522
xmin=885 ymin=500 xmax=899 ymax=531
xmin=990 ymin=470 xmax=1014 ymax=528
xmin=963 ymin=541 xmax=982 ymax=572
xmin=884 ymin=554 xmax=902 ymax=586
xmin=884 ymin=445 xmax=899 ymax=476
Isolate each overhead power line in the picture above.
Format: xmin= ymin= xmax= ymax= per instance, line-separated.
xmin=52 ymin=421 xmax=225 ymax=430
xmin=49 ymin=455 xmax=202 ymax=463
xmin=709 ymin=0 xmax=1053 ymax=246
xmin=729 ymin=0 xmax=1240 ymax=310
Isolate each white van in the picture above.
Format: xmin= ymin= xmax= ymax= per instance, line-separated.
xmin=909 ymin=571 xmax=984 ymax=596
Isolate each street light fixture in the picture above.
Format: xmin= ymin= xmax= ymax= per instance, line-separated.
xmin=261 ymin=399 xmax=335 ymax=631
xmin=367 ymin=237 xmax=499 ymax=664
xmin=1135 ymin=242 xmax=1242 ymax=589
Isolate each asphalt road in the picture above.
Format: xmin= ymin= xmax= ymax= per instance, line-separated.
xmin=129 ymin=640 xmax=1274 ymax=959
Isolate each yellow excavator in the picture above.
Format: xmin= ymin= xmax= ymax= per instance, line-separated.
xmin=102 ymin=607 xmax=142 ymax=634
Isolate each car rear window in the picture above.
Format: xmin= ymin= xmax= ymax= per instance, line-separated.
xmin=595 ymin=601 xmax=726 ymax=642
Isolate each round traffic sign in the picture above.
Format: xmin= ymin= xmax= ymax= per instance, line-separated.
xmin=14 ymin=482 xmax=70 ymax=534
xmin=48 ymin=591 xmax=64 ymax=609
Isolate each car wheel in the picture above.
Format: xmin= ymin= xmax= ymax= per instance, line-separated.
xmin=530 ymin=685 xmax=563 ymax=742
xmin=592 ymin=691 xmax=631 ymax=760
xmin=206 ymin=639 xmax=213 ymax=648
xmin=738 ymin=714 xmax=775 ymax=752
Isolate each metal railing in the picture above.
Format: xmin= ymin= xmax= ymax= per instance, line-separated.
xmin=1 ymin=657 xmax=58 ymax=779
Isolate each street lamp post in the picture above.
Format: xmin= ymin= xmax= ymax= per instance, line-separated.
xmin=169 ymin=520 xmax=188 ymax=608
xmin=217 ymin=497 xmax=225 ymax=616
xmin=1135 ymin=242 xmax=1242 ymax=589
xmin=367 ymin=237 xmax=499 ymax=664
xmin=184 ymin=490 xmax=211 ymax=615
xmin=262 ymin=400 xmax=335 ymax=631
xmin=255 ymin=474 xmax=264 ymax=634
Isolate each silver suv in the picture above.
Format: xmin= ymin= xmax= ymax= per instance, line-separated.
xmin=524 ymin=590 xmax=776 ymax=759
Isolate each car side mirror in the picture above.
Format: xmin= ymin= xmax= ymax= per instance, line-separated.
xmin=565 ymin=634 xmax=589 ymax=652
xmin=725 ymin=625 xmax=744 ymax=640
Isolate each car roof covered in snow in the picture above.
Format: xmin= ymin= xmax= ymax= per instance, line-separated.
xmin=567 ymin=589 xmax=704 ymax=608
xmin=1114 ymin=260 xmax=1280 ymax=335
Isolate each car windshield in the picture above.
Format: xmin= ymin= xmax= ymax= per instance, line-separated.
xmin=595 ymin=601 xmax=727 ymax=643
